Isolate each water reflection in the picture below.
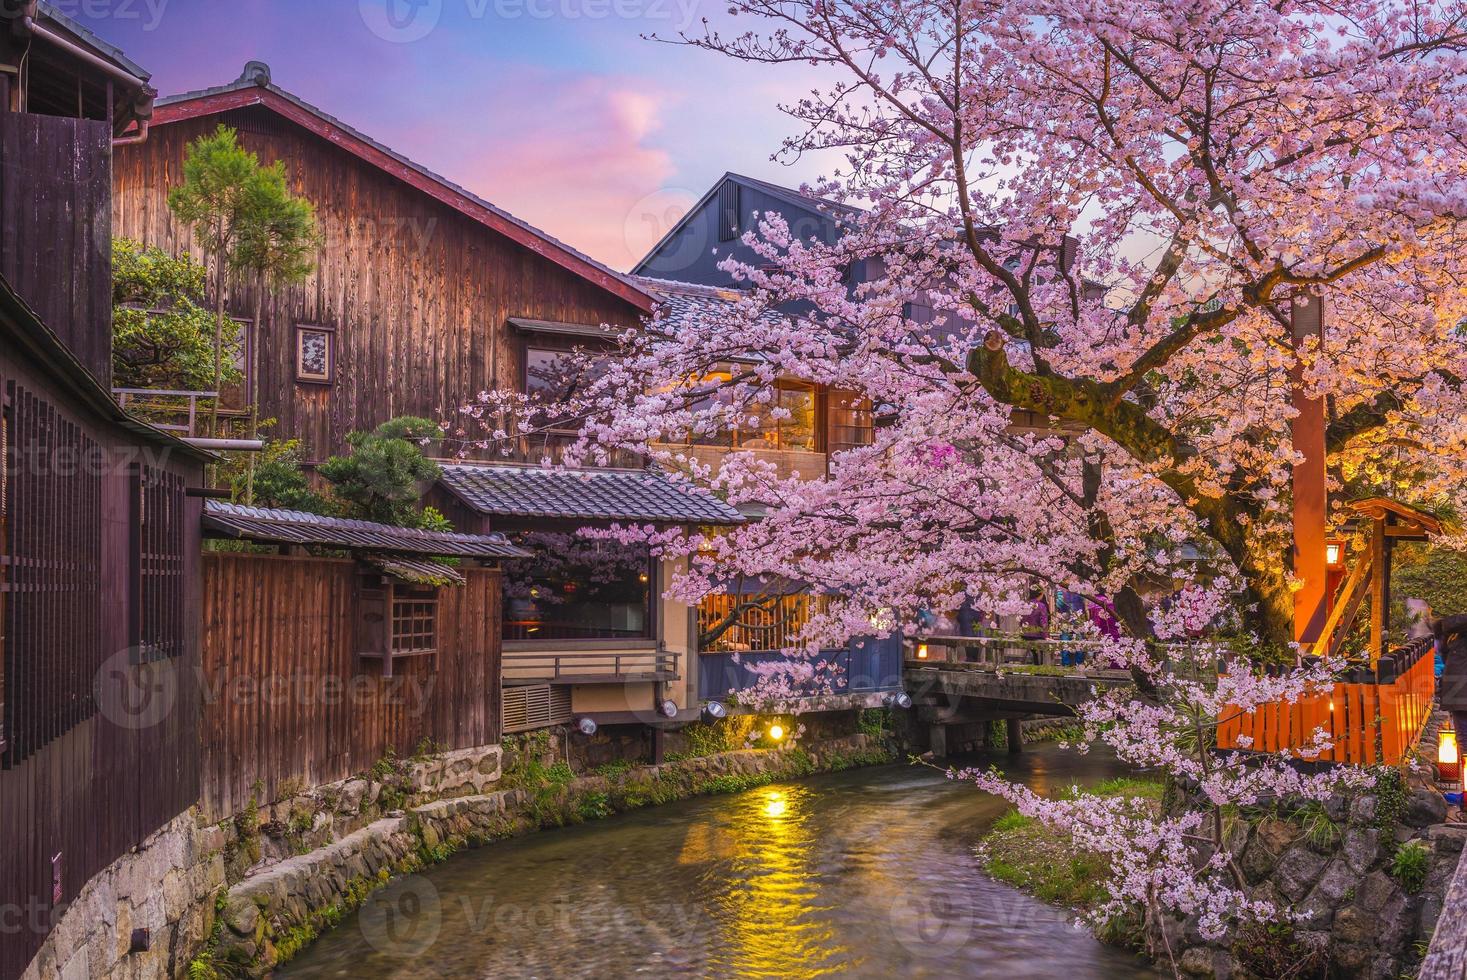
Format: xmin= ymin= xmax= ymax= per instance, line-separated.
xmin=281 ymin=745 xmax=1156 ymax=979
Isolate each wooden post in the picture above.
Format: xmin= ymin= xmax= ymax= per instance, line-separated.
xmin=1291 ymin=293 xmax=1329 ymax=648
xmin=1370 ymin=517 xmax=1389 ymax=667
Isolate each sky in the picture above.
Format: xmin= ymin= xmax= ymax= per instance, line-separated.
xmin=65 ymin=0 xmax=835 ymax=271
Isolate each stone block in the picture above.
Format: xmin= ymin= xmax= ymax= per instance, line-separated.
xmin=1276 ymin=845 xmax=1329 ymax=902
xmin=1404 ymin=787 xmax=1448 ymax=828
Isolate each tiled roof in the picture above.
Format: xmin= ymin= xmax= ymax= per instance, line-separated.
xmin=203 ymin=500 xmax=531 ymax=558
xmin=366 ymin=557 xmax=466 ymax=586
xmin=634 ymin=276 xmax=789 ymax=335
xmin=439 ymin=464 xmax=744 ymax=525
xmin=153 ymin=64 xmax=652 ymax=312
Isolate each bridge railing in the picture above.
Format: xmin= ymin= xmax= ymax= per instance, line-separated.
xmin=1216 ymin=636 xmax=1436 ymax=766
xmin=911 ymin=634 xmax=1215 ymax=680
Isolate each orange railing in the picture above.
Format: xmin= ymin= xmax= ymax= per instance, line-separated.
xmin=1216 ymin=636 xmax=1436 ymax=766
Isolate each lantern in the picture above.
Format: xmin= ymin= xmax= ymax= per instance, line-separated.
xmin=916 ymin=643 xmax=929 ymax=660
xmin=1325 ymin=539 xmax=1346 ymax=570
xmin=1438 ymin=723 xmax=1460 ymax=783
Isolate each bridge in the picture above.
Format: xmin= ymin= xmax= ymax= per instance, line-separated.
xmin=902 ymin=635 xmax=1141 ymax=755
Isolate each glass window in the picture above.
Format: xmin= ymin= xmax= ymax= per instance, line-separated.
xmin=502 ymin=532 xmax=653 ymax=641
xmin=525 ymin=347 xmax=606 ymax=404
xmin=687 ymin=373 xmax=818 ymax=452
xmin=830 ymin=393 xmax=874 ymax=453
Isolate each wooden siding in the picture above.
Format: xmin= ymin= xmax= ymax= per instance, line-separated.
xmin=198 ymin=554 xmax=502 ymax=823
xmin=113 ymin=106 xmax=646 ymax=461
xmin=0 ymin=112 xmax=113 ymax=387
xmin=0 ymin=350 xmax=203 ymax=980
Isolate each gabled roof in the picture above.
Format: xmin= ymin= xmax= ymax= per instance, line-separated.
xmin=633 ymin=171 xmax=861 ymax=276
xmin=203 ymin=500 xmax=532 ymax=558
xmin=440 ymin=464 xmax=744 ymax=525
xmin=152 ymin=63 xmax=653 ymax=313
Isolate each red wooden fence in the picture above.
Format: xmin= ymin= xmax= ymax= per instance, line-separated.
xmin=1217 ymin=637 xmax=1435 ymax=766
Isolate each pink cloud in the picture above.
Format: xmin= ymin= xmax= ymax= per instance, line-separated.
xmin=429 ymin=72 xmax=678 ymax=271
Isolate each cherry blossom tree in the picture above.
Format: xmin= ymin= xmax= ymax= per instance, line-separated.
xmin=450 ymin=0 xmax=1467 ymax=950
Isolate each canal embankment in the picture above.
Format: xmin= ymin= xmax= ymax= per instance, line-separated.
xmin=188 ymin=729 xmax=896 ymax=977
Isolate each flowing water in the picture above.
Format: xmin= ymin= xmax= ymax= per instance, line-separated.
xmin=280 ymin=744 xmax=1156 ymax=979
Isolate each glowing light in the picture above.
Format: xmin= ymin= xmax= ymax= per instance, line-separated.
xmin=916 ymin=643 xmax=929 ymax=660
xmin=768 ymin=723 xmax=785 ymax=741
xmin=764 ymin=793 xmax=787 ymax=818
xmin=1439 ymin=725 xmax=1460 ymax=782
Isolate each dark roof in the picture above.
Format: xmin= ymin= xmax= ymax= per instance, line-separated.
xmin=37 ymin=2 xmax=152 ymax=82
xmin=634 ymin=276 xmax=789 ymax=334
xmin=203 ymin=500 xmax=532 ymax=558
xmin=0 ymin=272 xmax=213 ymax=463
xmin=366 ymin=557 xmax=466 ymax=586
xmin=439 ymin=464 xmax=744 ymax=525
xmin=152 ymin=63 xmax=652 ymax=313
xmin=507 ymin=317 xmax=620 ymax=340
xmin=633 ymin=171 xmax=861 ymax=275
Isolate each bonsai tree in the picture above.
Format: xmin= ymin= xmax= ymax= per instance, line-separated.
xmin=111 ymin=238 xmax=242 ymax=394
xmin=318 ymin=417 xmax=444 ymax=528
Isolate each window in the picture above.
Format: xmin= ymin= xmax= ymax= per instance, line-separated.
xmin=717 ymin=181 xmax=741 ymax=242
xmin=295 ymin=324 xmax=334 ymax=384
xmin=524 ymin=347 xmax=607 ymax=405
xmin=502 ymin=532 xmax=653 ymax=641
xmin=133 ymin=466 xmax=186 ymax=662
xmin=688 ymin=372 xmax=818 ymax=452
xmin=698 ymin=593 xmax=827 ymax=653
xmin=2 ymin=382 xmax=103 ymax=767
xmin=391 ymin=588 xmax=439 ymax=654
xmin=829 ymin=393 xmax=874 ymax=453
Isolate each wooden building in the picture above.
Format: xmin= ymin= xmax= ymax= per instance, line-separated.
xmin=112 ymin=61 xmax=655 ymax=461
xmin=196 ymin=502 xmax=527 ymax=820
xmin=0 ymin=8 xmax=211 ymax=977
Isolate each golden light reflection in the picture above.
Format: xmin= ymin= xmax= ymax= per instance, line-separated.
xmin=703 ymin=784 xmax=853 ymax=977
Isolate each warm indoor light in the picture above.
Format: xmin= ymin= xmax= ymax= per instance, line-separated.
xmin=768 ymin=723 xmax=785 ymax=741
xmin=1325 ymin=540 xmax=1344 ymax=569
xmin=916 ymin=643 xmax=929 ymax=660
xmin=1439 ymin=725 xmax=1460 ymax=782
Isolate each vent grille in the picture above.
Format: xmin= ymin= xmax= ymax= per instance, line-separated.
xmin=717 ymin=181 xmax=741 ymax=242
xmin=502 ymin=684 xmax=573 ymax=733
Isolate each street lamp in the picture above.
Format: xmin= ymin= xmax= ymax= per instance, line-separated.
xmin=575 ymin=717 xmax=598 ymax=736
xmin=1439 ymin=722 xmax=1460 ymax=783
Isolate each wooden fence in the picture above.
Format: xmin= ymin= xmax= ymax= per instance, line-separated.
xmin=1216 ymin=637 xmax=1435 ymax=766
xmin=200 ymin=553 xmax=502 ymax=822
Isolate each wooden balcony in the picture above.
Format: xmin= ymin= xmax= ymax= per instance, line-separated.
xmin=502 ymin=644 xmax=680 ymax=684
xmin=113 ymin=388 xmax=251 ymax=439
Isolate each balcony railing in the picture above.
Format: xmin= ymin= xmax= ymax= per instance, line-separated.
xmin=113 ymin=389 xmax=251 ymax=439
xmin=502 ymin=647 xmax=680 ymax=684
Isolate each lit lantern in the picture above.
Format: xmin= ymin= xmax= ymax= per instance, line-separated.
xmin=1439 ymin=723 xmax=1460 ymax=782
xmin=1325 ymin=539 xmax=1345 ymax=570
xmin=916 ymin=643 xmax=929 ymax=660
xmin=767 ymin=723 xmax=785 ymax=742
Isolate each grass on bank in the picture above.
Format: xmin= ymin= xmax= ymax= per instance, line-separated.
xmin=980 ymin=775 xmax=1164 ymax=944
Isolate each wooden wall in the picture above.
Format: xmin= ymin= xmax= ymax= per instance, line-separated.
xmin=0 ymin=347 xmax=203 ymax=980
xmin=113 ymin=106 xmax=646 ymax=461
xmin=199 ymin=554 xmax=502 ymax=822
xmin=0 ymin=112 xmax=114 ymax=387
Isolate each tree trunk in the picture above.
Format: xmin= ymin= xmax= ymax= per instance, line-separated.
xmin=245 ymin=271 xmax=264 ymax=503
xmin=210 ymin=251 xmax=226 ymax=440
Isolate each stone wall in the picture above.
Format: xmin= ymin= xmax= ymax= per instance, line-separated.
xmin=19 ymin=743 xmax=502 ymax=980
xmin=23 ymin=725 xmax=894 ymax=979
xmin=1155 ymin=766 xmax=1461 ymax=979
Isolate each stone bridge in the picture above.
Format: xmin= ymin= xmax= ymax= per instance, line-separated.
xmin=903 ymin=660 xmax=1134 ymax=756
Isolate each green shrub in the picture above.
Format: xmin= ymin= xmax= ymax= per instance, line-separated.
xmin=1391 ymin=840 xmax=1430 ymax=894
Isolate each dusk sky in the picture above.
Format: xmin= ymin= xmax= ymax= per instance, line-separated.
xmin=68 ymin=0 xmax=836 ymax=271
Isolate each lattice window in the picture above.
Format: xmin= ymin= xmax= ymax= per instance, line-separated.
xmin=698 ymin=593 xmax=826 ymax=653
xmin=2 ymin=382 xmax=103 ymax=767
xmin=135 ymin=466 xmax=186 ymax=661
xmin=391 ymin=589 xmax=439 ymax=654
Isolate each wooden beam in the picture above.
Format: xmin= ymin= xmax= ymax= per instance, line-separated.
xmin=1371 ymin=518 xmax=1387 ymax=667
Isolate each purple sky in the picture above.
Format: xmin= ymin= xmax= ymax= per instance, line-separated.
xmin=67 ymin=0 xmax=834 ymax=270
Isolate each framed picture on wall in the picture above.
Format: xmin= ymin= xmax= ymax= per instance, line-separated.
xmin=295 ymin=324 xmax=334 ymax=384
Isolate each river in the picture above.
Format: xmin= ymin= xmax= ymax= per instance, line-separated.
xmin=280 ymin=743 xmax=1156 ymax=979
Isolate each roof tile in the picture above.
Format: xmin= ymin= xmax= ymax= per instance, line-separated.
xmin=440 ymin=464 xmax=743 ymax=525
xmin=203 ymin=500 xmax=531 ymax=559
